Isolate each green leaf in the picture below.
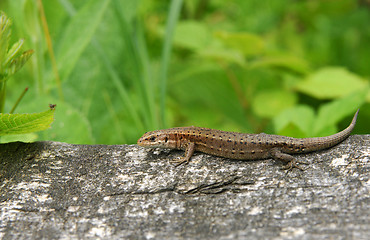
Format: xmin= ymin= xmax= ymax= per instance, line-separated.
xmin=4 ymin=39 xmax=24 ymax=68
xmin=0 ymin=133 xmax=38 ymax=143
xmin=274 ymin=89 xmax=367 ymax=138
xmin=0 ymin=12 xmax=11 ymax=73
xmin=6 ymin=49 xmax=34 ymax=76
xmin=174 ymin=21 xmax=211 ymax=50
xmin=252 ymin=90 xmax=298 ymax=118
xmin=274 ymin=105 xmax=315 ymax=137
xmin=10 ymin=97 xmax=94 ymax=144
xmin=295 ymin=67 xmax=369 ymax=99
xmin=55 ymin=0 xmax=110 ymax=82
xmin=0 ymin=107 xmax=55 ymax=136
xmin=250 ymin=55 xmax=310 ymax=75
xmin=313 ymin=88 xmax=367 ymax=135
xmin=198 ymin=48 xmax=246 ymax=66
xmin=214 ymin=31 xmax=264 ymax=57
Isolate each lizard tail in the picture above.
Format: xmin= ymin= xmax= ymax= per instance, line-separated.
xmin=299 ymin=109 xmax=359 ymax=152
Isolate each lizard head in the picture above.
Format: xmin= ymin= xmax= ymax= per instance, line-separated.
xmin=137 ymin=130 xmax=177 ymax=149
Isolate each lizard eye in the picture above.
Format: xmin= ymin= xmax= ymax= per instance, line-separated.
xmin=164 ymin=137 xmax=168 ymax=142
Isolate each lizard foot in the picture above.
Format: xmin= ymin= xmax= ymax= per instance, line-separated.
xmin=281 ymin=160 xmax=309 ymax=171
xmin=170 ymin=142 xmax=195 ymax=167
xmin=170 ymin=157 xmax=189 ymax=167
xmin=270 ymin=148 xmax=309 ymax=171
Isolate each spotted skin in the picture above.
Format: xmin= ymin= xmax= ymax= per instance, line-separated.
xmin=137 ymin=110 xmax=359 ymax=170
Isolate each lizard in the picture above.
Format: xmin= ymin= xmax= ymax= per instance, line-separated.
xmin=137 ymin=109 xmax=359 ymax=170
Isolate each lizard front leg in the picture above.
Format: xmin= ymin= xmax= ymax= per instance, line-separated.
xmin=170 ymin=142 xmax=195 ymax=166
xmin=270 ymin=148 xmax=308 ymax=171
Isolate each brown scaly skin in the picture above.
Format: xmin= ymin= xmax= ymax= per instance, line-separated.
xmin=137 ymin=109 xmax=359 ymax=170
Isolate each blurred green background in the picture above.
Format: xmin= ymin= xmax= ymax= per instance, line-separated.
xmin=0 ymin=0 xmax=369 ymax=144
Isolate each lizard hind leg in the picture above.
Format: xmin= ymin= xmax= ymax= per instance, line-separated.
xmin=270 ymin=148 xmax=308 ymax=171
xmin=170 ymin=142 xmax=195 ymax=167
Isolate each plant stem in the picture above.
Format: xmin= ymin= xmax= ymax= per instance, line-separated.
xmin=9 ymin=87 xmax=28 ymax=114
xmin=37 ymin=0 xmax=64 ymax=101
xmin=0 ymin=81 xmax=6 ymax=113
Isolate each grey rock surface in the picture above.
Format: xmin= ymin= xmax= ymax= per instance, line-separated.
xmin=0 ymin=135 xmax=369 ymax=239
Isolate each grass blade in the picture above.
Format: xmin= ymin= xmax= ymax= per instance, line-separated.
xmin=55 ymin=0 xmax=110 ymax=82
xmin=159 ymin=0 xmax=183 ymax=127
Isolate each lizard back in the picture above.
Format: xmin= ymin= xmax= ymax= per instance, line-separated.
xmin=137 ymin=109 xmax=359 ymax=160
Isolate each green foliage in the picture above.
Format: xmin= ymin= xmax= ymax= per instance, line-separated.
xmin=54 ymin=0 xmax=110 ymax=83
xmin=252 ymin=90 xmax=298 ymax=118
xmin=274 ymin=89 xmax=367 ymax=138
xmin=295 ymin=67 xmax=368 ymax=99
xmin=0 ymin=0 xmax=368 ymax=145
xmin=0 ymin=12 xmax=55 ymax=141
xmin=44 ymin=101 xmax=93 ymax=144
xmin=250 ymin=55 xmax=310 ymax=75
xmin=215 ymin=31 xmax=265 ymax=57
xmin=0 ymin=12 xmax=34 ymax=112
xmin=0 ymin=107 xmax=55 ymax=136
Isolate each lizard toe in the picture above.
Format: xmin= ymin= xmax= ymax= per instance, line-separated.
xmin=170 ymin=157 xmax=189 ymax=167
xmin=281 ymin=160 xmax=307 ymax=171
